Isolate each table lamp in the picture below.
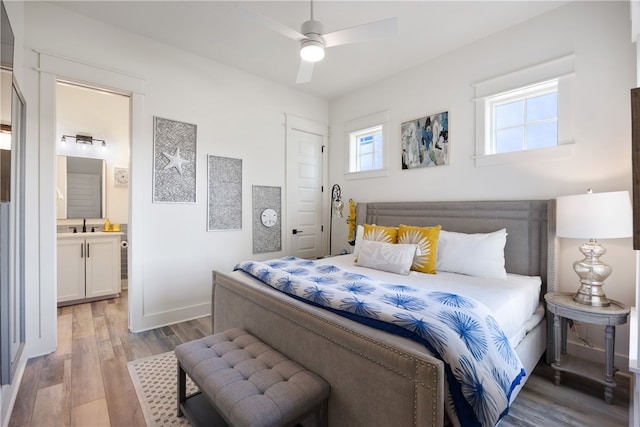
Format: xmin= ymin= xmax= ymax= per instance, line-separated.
xmin=555 ymin=190 xmax=633 ymax=307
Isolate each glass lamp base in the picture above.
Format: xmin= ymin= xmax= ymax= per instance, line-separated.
xmin=573 ymin=284 xmax=610 ymax=307
xmin=572 ymin=239 xmax=612 ymax=307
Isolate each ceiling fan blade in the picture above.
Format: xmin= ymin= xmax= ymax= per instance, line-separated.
xmin=296 ymin=60 xmax=315 ymax=84
xmin=232 ymin=5 xmax=305 ymax=42
xmin=323 ymin=17 xmax=398 ymax=48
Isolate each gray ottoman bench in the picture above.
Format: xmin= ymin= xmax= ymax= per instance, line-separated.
xmin=175 ymin=328 xmax=330 ymax=427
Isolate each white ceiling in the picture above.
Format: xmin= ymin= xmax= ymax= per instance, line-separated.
xmin=51 ymin=1 xmax=570 ymax=100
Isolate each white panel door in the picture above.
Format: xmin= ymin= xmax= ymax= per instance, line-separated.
xmin=286 ymin=117 xmax=326 ymax=259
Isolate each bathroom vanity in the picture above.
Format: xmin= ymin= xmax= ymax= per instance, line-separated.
xmin=57 ymin=231 xmax=122 ymax=306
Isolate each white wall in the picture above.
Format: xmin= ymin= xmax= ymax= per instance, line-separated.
xmin=21 ymin=0 xmax=328 ymax=346
xmin=329 ymin=1 xmax=636 ymax=368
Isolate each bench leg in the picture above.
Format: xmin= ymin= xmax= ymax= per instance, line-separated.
xmin=177 ymin=361 xmax=186 ymax=417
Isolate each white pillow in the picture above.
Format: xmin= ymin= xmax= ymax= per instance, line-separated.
xmin=355 ymin=240 xmax=417 ymax=275
xmin=437 ymin=228 xmax=507 ymax=279
xmin=352 ymin=224 xmax=365 ymax=256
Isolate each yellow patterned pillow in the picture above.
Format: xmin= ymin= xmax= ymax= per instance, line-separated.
xmin=363 ymin=224 xmax=398 ymax=244
xmin=398 ymin=224 xmax=441 ymax=274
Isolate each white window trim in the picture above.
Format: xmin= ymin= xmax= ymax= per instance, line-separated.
xmin=344 ymin=111 xmax=390 ymax=180
xmin=474 ymin=54 xmax=575 ymax=167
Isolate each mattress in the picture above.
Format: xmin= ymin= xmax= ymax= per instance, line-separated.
xmin=319 ymin=254 xmax=543 ymax=347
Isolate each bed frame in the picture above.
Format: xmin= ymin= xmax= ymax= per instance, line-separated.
xmin=211 ymin=200 xmax=556 ymax=427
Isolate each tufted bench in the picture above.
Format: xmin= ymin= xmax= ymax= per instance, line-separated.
xmin=175 ymin=328 xmax=330 ymax=427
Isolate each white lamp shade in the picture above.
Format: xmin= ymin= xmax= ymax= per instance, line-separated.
xmin=556 ymin=190 xmax=633 ymax=239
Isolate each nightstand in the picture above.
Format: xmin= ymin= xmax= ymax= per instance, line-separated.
xmin=544 ymin=292 xmax=630 ymax=403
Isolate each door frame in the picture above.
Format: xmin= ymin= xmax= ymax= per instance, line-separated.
xmin=284 ymin=113 xmax=328 ymax=257
xmin=33 ymin=51 xmax=144 ymax=355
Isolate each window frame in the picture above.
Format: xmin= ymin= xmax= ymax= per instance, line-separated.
xmin=344 ymin=111 xmax=389 ymax=180
xmin=486 ymin=79 xmax=559 ymax=155
xmin=474 ymin=55 xmax=575 ymax=167
xmin=349 ymin=124 xmax=383 ymax=173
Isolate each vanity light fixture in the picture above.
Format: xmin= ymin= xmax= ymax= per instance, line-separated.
xmin=61 ymin=134 xmax=107 ymax=147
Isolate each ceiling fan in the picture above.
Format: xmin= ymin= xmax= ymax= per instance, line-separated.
xmin=233 ymin=0 xmax=398 ymax=84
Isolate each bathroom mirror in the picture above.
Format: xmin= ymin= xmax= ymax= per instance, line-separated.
xmin=56 ymin=155 xmax=106 ymax=219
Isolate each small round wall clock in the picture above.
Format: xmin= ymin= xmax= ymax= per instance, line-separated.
xmin=261 ymin=208 xmax=278 ymax=227
xmin=114 ymin=167 xmax=129 ymax=186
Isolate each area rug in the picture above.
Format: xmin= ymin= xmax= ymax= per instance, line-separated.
xmin=127 ymin=351 xmax=198 ymax=427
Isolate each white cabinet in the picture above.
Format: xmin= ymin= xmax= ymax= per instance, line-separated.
xmin=57 ymin=233 xmax=122 ymax=305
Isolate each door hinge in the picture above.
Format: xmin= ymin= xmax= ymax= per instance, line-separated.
xmin=321 ymin=225 xmax=324 ymax=232
xmin=321 ymin=185 xmax=324 ymax=193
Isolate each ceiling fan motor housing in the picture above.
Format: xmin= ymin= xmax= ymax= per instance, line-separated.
xmin=301 ymin=20 xmax=324 ymax=42
xmin=300 ymin=20 xmax=325 ymax=62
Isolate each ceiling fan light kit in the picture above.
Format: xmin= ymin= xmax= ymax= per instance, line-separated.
xmin=300 ymin=19 xmax=324 ymax=62
xmin=234 ymin=0 xmax=397 ymax=83
xmin=300 ymin=40 xmax=324 ymax=62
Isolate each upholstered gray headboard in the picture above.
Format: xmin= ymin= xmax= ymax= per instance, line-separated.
xmin=355 ymin=200 xmax=556 ymax=293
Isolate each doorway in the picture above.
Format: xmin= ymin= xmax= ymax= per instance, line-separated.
xmin=285 ymin=114 xmax=328 ymax=259
xmin=55 ymin=81 xmax=131 ymax=306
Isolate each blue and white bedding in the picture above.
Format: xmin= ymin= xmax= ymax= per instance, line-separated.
xmin=235 ymin=256 xmax=533 ymax=427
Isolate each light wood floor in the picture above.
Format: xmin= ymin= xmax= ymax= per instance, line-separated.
xmin=8 ymin=291 xmax=630 ymax=427
xmin=8 ymin=291 xmax=211 ymax=427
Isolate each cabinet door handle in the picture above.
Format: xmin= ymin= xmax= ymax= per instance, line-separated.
xmin=80 ymin=243 xmax=83 ymax=258
xmin=86 ymin=243 xmax=90 ymax=258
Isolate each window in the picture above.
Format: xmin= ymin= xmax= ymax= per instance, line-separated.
xmin=349 ymin=125 xmax=383 ymax=172
xmin=487 ymin=80 xmax=558 ymax=154
xmin=344 ymin=111 xmax=388 ymax=179
xmin=474 ymin=54 xmax=575 ymax=167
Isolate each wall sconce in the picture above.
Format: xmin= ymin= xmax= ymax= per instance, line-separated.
xmin=61 ymin=134 xmax=106 ymax=147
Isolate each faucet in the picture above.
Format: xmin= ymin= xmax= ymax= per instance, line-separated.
xmin=82 ymin=218 xmax=86 ymax=233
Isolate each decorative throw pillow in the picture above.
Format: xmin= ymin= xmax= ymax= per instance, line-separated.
xmin=362 ymin=224 xmax=398 ymax=244
xmin=398 ymin=224 xmax=441 ymax=274
xmin=355 ymin=240 xmax=417 ymax=275
xmin=437 ymin=228 xmax=508 ymax=279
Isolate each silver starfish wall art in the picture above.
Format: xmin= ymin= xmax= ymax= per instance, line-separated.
xmin=153 ymin=117 xmax=197 ymax=203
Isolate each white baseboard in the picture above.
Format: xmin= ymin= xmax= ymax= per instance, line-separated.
xmin=130 ymin=302 xmax=210 ymax=333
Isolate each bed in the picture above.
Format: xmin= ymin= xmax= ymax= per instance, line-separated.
xmin=211 ymin=200 xmax=556 ymax=427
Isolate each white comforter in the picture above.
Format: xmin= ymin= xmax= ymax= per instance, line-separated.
xmin=326 ymin=254 xmax=542 ymax=346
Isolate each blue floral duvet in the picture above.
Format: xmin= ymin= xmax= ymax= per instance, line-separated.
xmin=235 ymin=257 xmax=525 ymax=427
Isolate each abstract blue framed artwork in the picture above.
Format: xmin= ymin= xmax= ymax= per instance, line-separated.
xmin=401 ymin=111 xmax=449 ymax=169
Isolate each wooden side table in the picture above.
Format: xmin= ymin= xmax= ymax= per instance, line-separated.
xmin=544 ymin=292 xmax=630 ymax=403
